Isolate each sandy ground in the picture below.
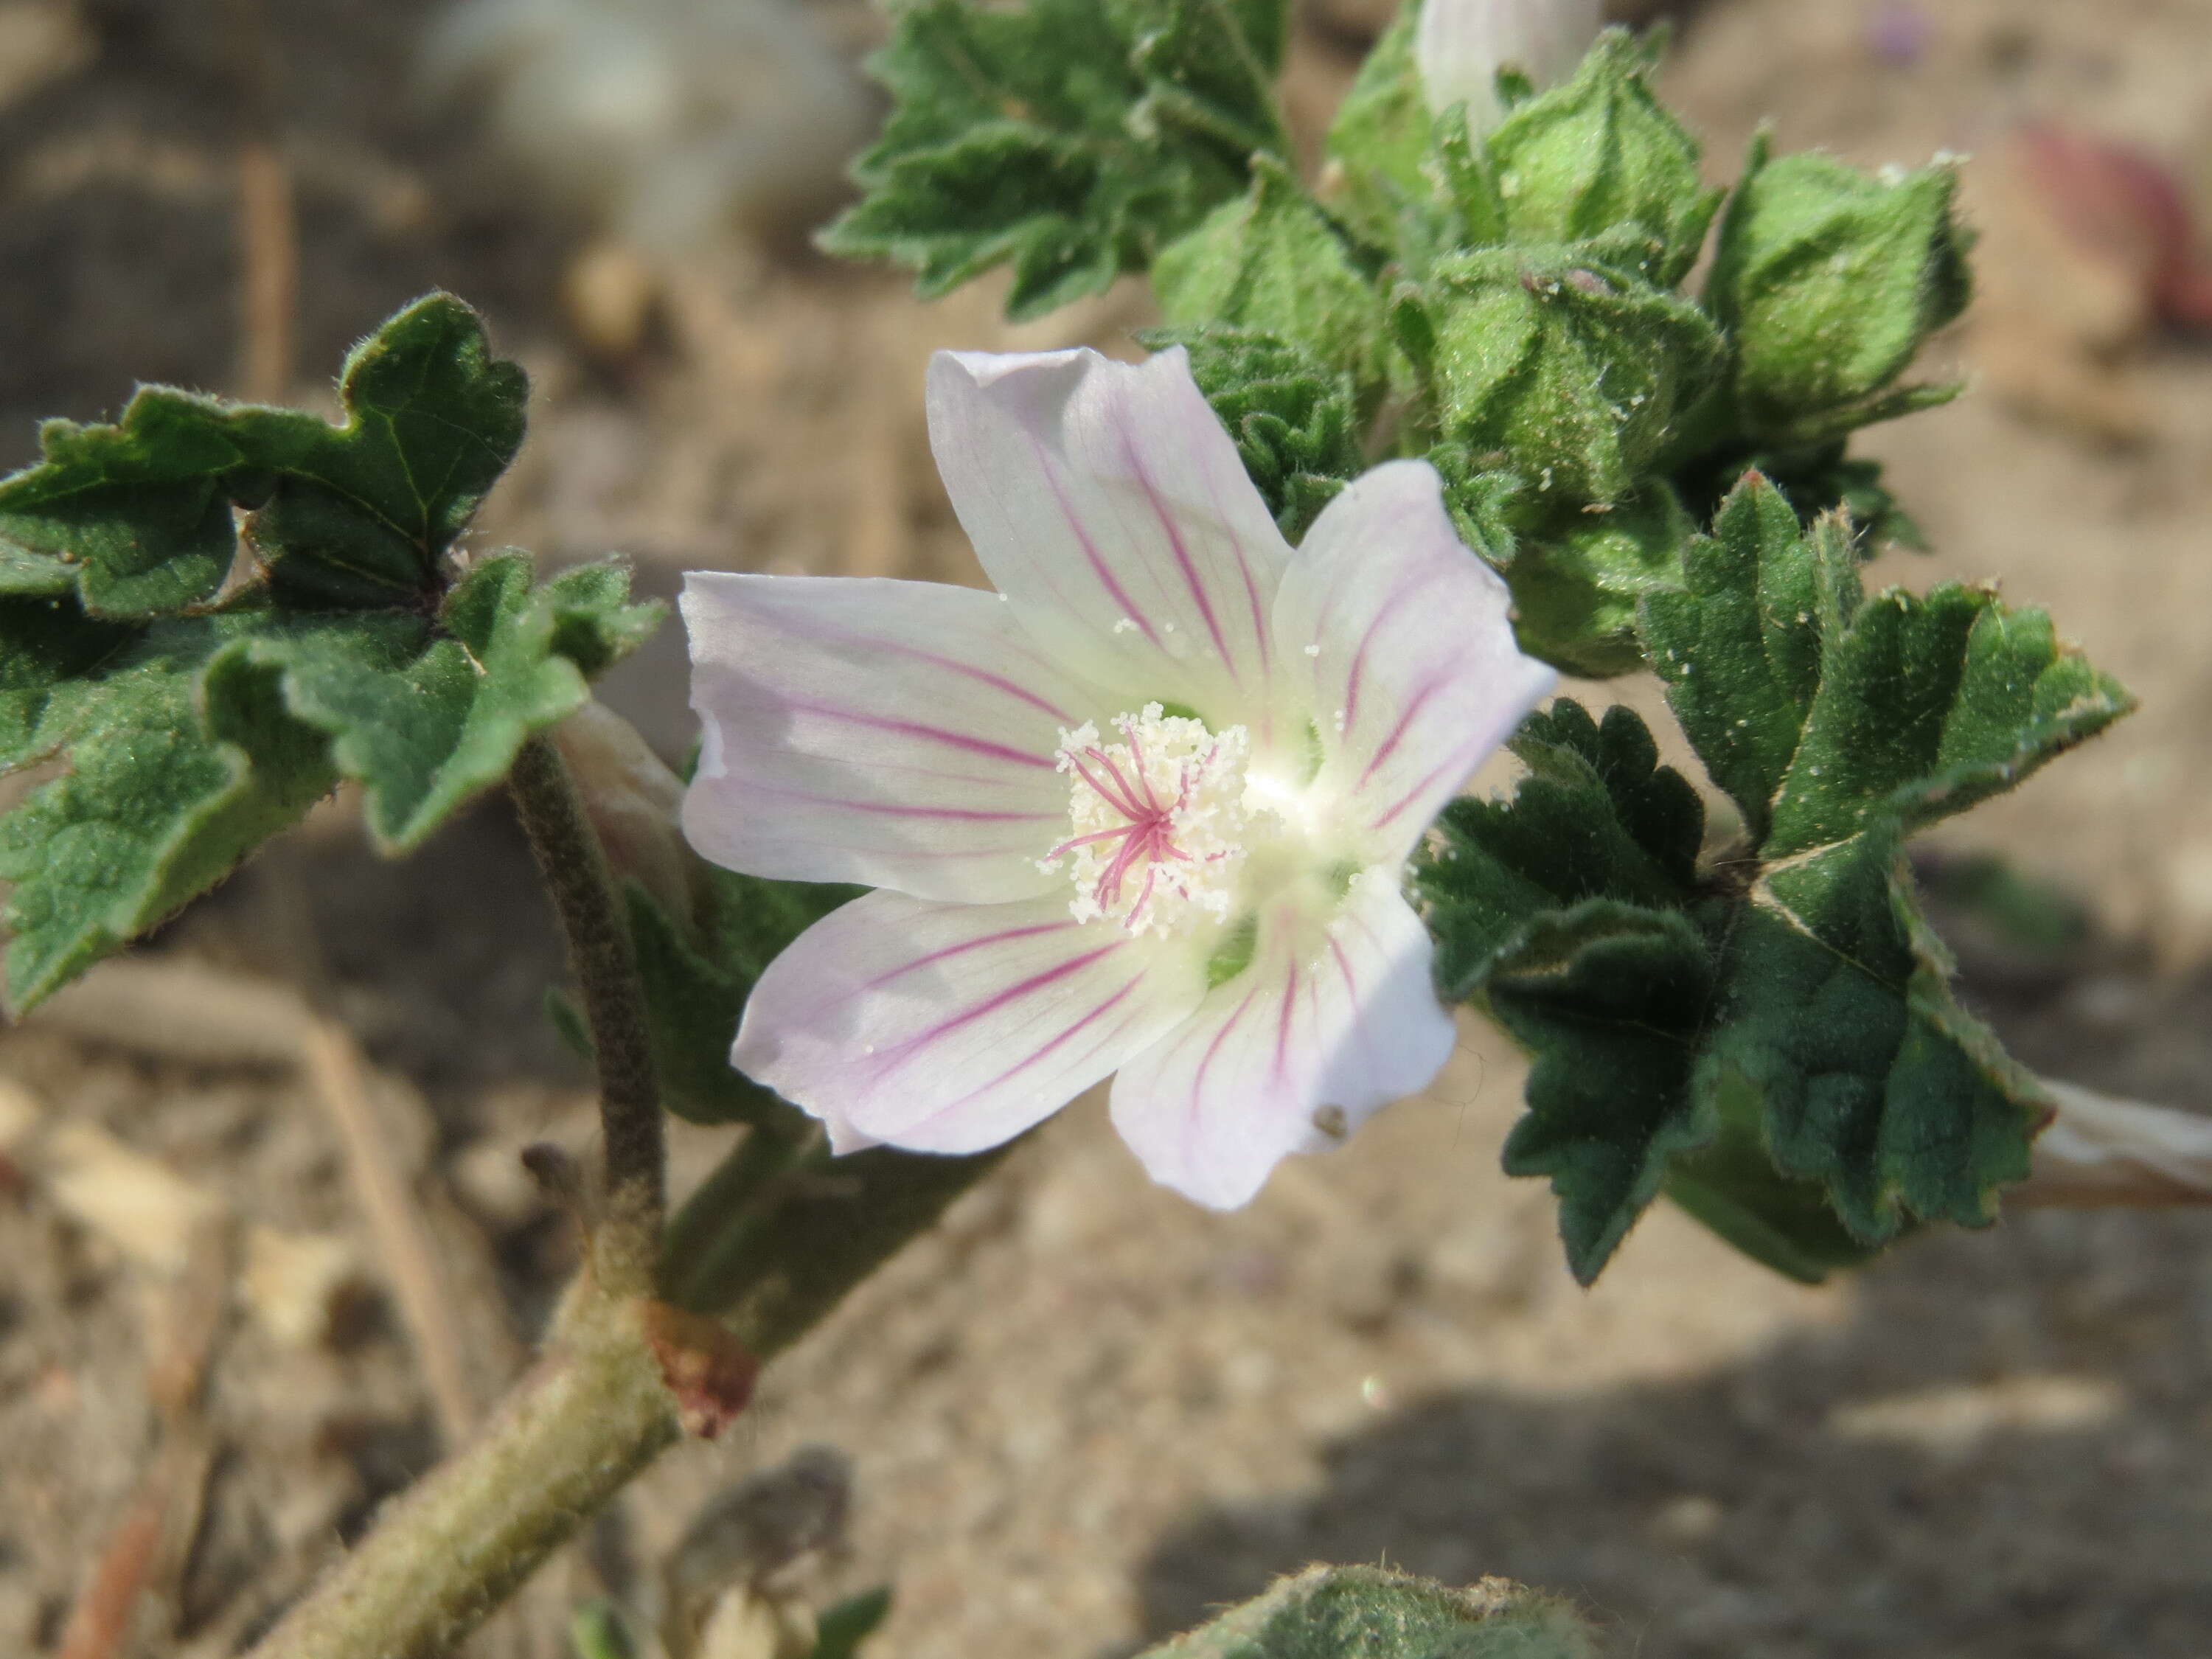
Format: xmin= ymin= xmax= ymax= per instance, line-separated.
xmin=2 ymin=0 xmax=2211 ymax=1655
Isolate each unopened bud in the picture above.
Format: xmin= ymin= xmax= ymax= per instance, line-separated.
xmin=1484 ymin=30 xmax=1724 ymax=286
xmin=1708 ymin=134 xmax=1972 ymax=434
xmin=1508 ymin=483 xmax=1695 ymax=678
xmin=1416 ymin=0 xmax=1603 ymax=138
xmin=1417 ymin=244 xmax=1724 ymax=507
xmin=554 ymin=699 xmax=701 ymax=930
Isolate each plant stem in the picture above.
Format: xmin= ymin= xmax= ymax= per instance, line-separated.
xmin=243 ymin=1142 xmax=1008 ymax=1659
xmin=244 ymin=1283 xmax=680 ymax=1659
xmin=509 ymin=733 xmax=665 ymax=1277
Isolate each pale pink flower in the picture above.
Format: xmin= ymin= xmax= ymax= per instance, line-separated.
xmin=681 ymin=347 xmax=1554 ymax=1207
xmin=1416 ymin=0 xmax=1604 ymax=136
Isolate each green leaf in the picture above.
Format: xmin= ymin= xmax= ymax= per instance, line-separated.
xmin=1419 ymin=699 xmax=1703 ymax=995
xmin=1418 ymin=701 xmax=1713 ymax=1281
xmin=1636 ymin=473 xmax=1861 ymax=840
xmin=1707 ymin=132 xmax=1972 ymax=441
xmin=809 ymin=1587 xmax=894 ymax=1659
xmin=1502 ymin=481 xmax=1694 ymax=678
xmin=1153 ymin=156 xmax=1391 ymax=404
xmin=820 ymin=0 xmax=1286 ymax=319
xmin=1631 ymin=470 xmax=2131 ymax=1245
xmin=567 ymin=1600 xmax=640 ymax=1659
xmin=629 ymin=869 xmax=863 ymax=1127
xmin=0 ymin=390 xmax=246 ymax=616
xmin=1491 ymin=902 xmax=1719 ymax=1284
xmin=1661 ymin=1061 xmax=1882 ymax=1285
xmin=1700 ymin=830 xmax=2048 ymax=1241
xmin=239 ymin=295 xmax=529 ymax=607
xmin=0 ymin=609 xmax=338 ymax=1008
xmin=0 ymin=295 xmax=526 ymax=617
xmin=1485 ymin=29 xmax=1724 ymax=285
xmin=1137 ymin=1564 xmax=1597 ymax=1659
xmin=236 ymin=555 xmax=662 ymax=853
xmin=0 ymin=557 xmax=656 ymax=1009
xmin=1136 ymin=326 xmax=1363 ymax=541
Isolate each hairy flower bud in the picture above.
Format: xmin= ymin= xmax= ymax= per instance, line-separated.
xmin=1415 ymin=245 xmax=1724 ymax=507
xmin=1507 ymin=483 xmax=1695 ymax=678
xmin=1416 ymin=0 xmax=1602 ymax=138
xmin=1484 ymin=30 xmax=1725 ymax=285
xmin=1707 ymin=134 xmax=1973 ymax=436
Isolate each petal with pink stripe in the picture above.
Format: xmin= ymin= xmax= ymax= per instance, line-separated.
xmin=682 ymin=573 xmax=1113 ymax=902
xmin=734 ymin=891 xmax=1207 ymax=1155
xmin=925 ymin=347 xmax=1290 ymax=733
xmin=1271 ymin=461 xmax=1557 ymax=863
xmin=1107 ymin=870 xmax=1458 ymax=1209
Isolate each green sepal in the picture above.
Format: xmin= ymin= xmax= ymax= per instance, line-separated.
xmin=1485 ymin=29 xmax=1725 ymax=286
xmin=1320 ymin=4 xmax=1431 ymax=251
xmin=819 ymin=0 xmax=1287 ymax=320
xmin=1415 ymin=243 xmax=1725 ymax=507
xmin=626 ymin=868 xmax=863 ymax=1127
xmin=1502 ymin=481 xmax=1694 ymax=678
xmin=1152 ymin=156 xmax=1391 ymax=406
xmin=1135 ymin=325 xmax=1363 ymax=541
xmin=1707 ymin=132 xmax=1973 ymax=441
xmin=0 ymin=295 xmax=526 ymax=618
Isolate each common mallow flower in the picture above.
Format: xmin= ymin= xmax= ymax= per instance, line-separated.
xmin=681 ymin=347 xmax=1554 ymax=1207
xmin=1416 ymin=0 xmax=1603 ymax=136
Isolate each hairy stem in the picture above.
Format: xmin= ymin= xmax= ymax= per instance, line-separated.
xmin=509 ymin=734 xmax=665 ymax=1274
xmin=244 ymin=1142 xmax=1007 ymax=1659
xmin=244 ymin=1283 xmax=679 ymax=1659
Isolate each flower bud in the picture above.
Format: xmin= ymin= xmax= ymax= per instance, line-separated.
xmin=1504 ymin=482 xmax=1694 ymax=678
xmin=552 ymin=698 xmax=703 ymax=931
xmin=1484 ymin=30 xmax=1724 ymax=285
xmin=1416 ymin=244 xmax=1724 ymax=507
xmin=1416 ymin=0 xmax=1603 ymax=138
xmin=1707 ymin=134 xmax=1973 ymax=435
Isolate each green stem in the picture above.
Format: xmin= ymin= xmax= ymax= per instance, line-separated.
xmin=509 ymin=734 xmax=664 ymax=1273
xmin=658 ymin=1123 xmax=818 ymax=1313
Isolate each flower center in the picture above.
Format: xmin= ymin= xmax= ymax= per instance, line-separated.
xmin=1044 ymin=703 xmax=1251 ymax=937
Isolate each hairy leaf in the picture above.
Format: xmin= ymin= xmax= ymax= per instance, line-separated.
xmin=1137 ymin=1564 xmax=1596 ymax=1659
xmin=821 ymin=0 xmax=1288 ymax=319
xmin=1138 ymin=325 xmax=1363 ymax=540
xmin=0 ymin=295 xmax=525 ymax=617
xmin=235 ymin=555 xmax=663 ymax=852
xmin=1491 ymin=902 xmax=1719 ymax=1284
xmin=0 ymin=608 xmax=338 ymax=1007
xmin=0 ymin=557 xmax=657 ymax=1009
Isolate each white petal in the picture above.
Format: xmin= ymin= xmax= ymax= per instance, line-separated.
xmin=1110 ymin=872 xmax=1457 ymax=1209
xmin=1273 ymin=460 xmax=1556 ymax=863
xmin=1416 ymin=0 xmax=1604 ymax=134
xmin=681 ymin=572 xmax=1110 ymax=902
xmin=734 ymin=891 xmax=1206 ymax=1156
xmin=925 ymin=347 xmax=1291 ymax=733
